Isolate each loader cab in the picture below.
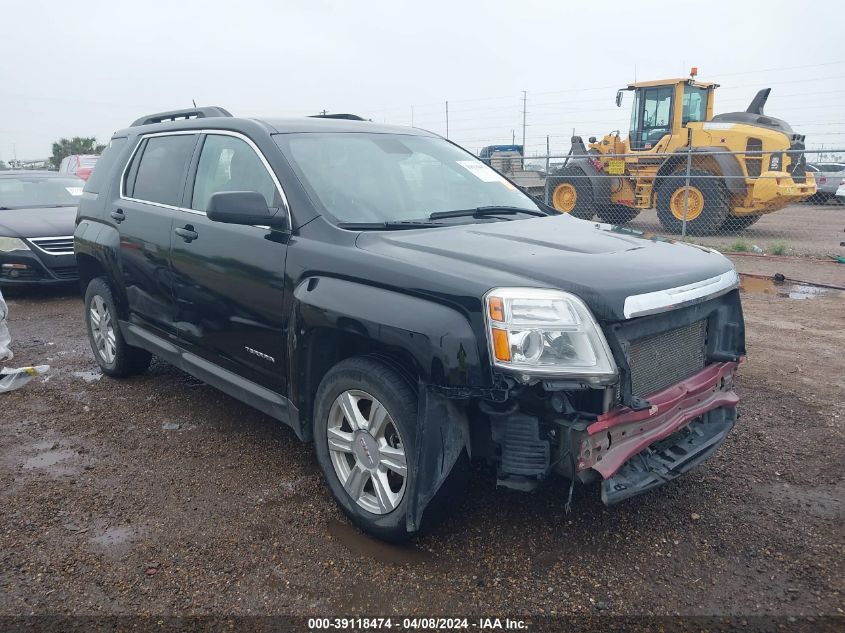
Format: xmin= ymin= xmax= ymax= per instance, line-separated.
xmin=621 ymin=79 xmax=717 ymax=151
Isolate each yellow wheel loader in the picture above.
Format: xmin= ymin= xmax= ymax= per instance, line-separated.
xmin=547 ymin=71 xmax=816 ymax=234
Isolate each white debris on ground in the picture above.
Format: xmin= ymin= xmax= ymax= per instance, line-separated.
xmin=0 ymin=289 xmax=50 ymax=393
xmin=0 ymin=365 xmax=50 ymax=393
xmin=0 ymin=289 xmax=11 ymax=363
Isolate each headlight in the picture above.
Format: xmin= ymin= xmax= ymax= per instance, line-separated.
xmin=769 ymin=152 xmax=783 ymax=171
xmin=0 ymin=237 xmax=29 ymax=252
xmin=485 ymin=287 xmax=617 ymax=382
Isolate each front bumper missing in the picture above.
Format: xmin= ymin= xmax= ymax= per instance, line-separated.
xmin=600 ymin=408 xmax=735 ymax=504
xmin=580 ymin=361 xmax=739 ymax=502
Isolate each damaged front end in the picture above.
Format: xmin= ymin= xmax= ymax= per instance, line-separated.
xmin=406 ymin=288 xmax=744 ymax=529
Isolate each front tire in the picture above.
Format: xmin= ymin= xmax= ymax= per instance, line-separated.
xmin=314 ymin=357 xmax=419 ymax=542
xmin=656 ymin=169 xmax=729 ymax=235
xmin=547 ymin=167 xmax=595 ymax=220
xmin=84 ymin=277 xmax=152 ymax=377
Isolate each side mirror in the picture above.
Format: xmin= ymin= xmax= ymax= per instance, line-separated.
xmin=588 ymin=136 xmax=597 ymax=144
xmin=615 ymin=90 xmax=624 ymax=108
xmin=206 ymin=191 xmax=288 ymax=228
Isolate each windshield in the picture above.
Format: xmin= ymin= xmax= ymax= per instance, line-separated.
xmin=275 ymin=132 xmax=541 ymax=224
xmin=0 ymin=175 xmax=85 ymax=209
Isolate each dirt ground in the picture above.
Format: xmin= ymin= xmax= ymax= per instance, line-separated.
xmin=628 ymin=201 xmax=845 ymax=259
xmin=0 ymin=258 xmax=843 ymax=620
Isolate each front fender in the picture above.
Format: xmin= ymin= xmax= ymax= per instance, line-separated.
xmin=290 ymin=276 xmax=487 ymax=388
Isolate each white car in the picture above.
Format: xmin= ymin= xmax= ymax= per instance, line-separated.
xmin=836 ymin=178 xmax=845 ymax=202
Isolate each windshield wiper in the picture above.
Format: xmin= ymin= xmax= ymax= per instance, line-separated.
xmin=428 ymin=206 xmax=548 ymax=220
xmin=337 ymin=220 xmax=447 ymax=230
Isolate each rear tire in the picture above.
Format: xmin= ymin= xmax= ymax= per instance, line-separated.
xmin=547 ymin=167 xmax=595 ymax=220
xmin=721 ymin=214 xmax=762 ymax=232
xmin=84 ymin=277 xmax=152 ymax=378
xmin=656 ymin=169 xmax=729 ymax=235
xmin=596 ymin=204 xmax=640 ymax=225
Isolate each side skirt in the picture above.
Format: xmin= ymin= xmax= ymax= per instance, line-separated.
xmin=120 ymin=321 xmax=302 ymax=439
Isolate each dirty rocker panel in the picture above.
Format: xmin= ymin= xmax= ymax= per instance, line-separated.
xmin=120 ymin=321 xmax=301 ymax=436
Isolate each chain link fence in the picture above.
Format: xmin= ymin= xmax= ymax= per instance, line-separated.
xmin=488 ymin=148 xmax=844 ymax=260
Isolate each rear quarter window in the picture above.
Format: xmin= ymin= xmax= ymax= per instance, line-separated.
xmin=130 ymin=134 xmax=197 ymax=206
xmin=83 ymin=138 xmax=127 ymax=194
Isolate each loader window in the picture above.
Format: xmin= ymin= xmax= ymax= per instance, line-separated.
xmin=630 ymin=86 xmax=673 ymax=150
xmin=682 ymin=85 xmax=709 ymax=125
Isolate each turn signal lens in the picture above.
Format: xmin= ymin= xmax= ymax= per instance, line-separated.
xmin=488 ymin=296 xmax=505 ymax=322
xmin=491 ymin=328 xmax=511 ymax=361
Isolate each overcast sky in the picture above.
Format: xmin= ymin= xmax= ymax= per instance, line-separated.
xmin=2 ymin=0 xmax=842 ymax=160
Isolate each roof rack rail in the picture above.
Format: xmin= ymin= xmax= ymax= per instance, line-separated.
xmin=309 ymin=113 xmax=367 ymax=121
xmin=130 ymin=106 xmax=233 ymax=127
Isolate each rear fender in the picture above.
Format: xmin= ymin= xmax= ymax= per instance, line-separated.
xmin=73 ymin=220 xmax=128 ymax=308
xmin=563 ymin=156 xmax=613 ymax=203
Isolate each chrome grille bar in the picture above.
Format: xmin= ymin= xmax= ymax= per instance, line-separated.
xmin=28 ymin=236 xmax=75 ymax=255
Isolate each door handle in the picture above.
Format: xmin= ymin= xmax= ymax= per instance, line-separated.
xmin=174 ymin=226 xmax=198 ymax=243
xmin=110 ymin=209 xmax=125 ymax=223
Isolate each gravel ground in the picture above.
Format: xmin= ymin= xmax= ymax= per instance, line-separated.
xmin=627 ymin=201 xmax=845 ymax=259
xmin=0 ymin=264 xmax=843 ymax=619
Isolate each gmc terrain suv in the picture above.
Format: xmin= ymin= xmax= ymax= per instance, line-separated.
xmin=74 ymin=107 xmax=745 ymax=541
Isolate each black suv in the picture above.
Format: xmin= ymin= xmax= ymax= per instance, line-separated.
xmin=74 ymin=107 xmax=745 ymax=541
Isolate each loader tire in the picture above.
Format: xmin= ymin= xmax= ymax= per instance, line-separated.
xmin=721 ymin=214 xmax=762 ymax=232
xmin=656 ymin=170 xmax=729 ymax=236
xmin=547 ymin=167 xmax=594 ymax=220
xmin=596 ymin=204 xmax=640 ymax=225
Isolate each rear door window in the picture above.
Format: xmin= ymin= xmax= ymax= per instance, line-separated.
xmin=130 ymin=134 xmax=198 ymax=206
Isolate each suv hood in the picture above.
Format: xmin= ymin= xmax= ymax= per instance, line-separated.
xmin=355 ymin=215 xmax=736 ymax=321
xmin=0 ymin=207 xmax=77 ymax=238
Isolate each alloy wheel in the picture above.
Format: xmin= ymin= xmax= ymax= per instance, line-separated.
xmin=326 ymin=389 xmax=407 ymax=515
xmin=89 ymin=295 xmax=116 ymax=364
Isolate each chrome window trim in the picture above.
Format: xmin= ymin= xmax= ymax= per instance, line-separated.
xmin=623 ymin=269 xmax=739 ymax=319
xmin=118 ymin=129 xmax=290 ymax=224
xmin=28 ymin=235 xmax=75 ymax=256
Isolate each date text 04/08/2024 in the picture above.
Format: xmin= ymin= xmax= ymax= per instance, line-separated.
xmin=307 ymin=617 xmax=528 ymax=630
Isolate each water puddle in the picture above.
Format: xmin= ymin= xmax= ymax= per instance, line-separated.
xmin=327 ymin=519 xmax=431 ymax=565
xmin=90 ymin=525 xmax=141 ymax=547
xmin=739 ymin=274 xmax=842 ymax=300
xmin=22 ymin=448 xmax=80 ymax=475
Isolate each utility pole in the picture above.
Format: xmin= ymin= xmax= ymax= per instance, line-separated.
xmin=411 ymin=105 xmax=414 ymax=127
xmin=445 ymin=100 xmax=449 ymax=139
xmin=521 ymin=90 xmax=527 ymax=151
xmin=511 ymin=129 xmax=515 ymax=144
